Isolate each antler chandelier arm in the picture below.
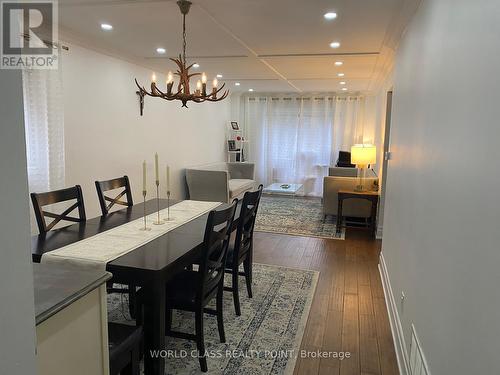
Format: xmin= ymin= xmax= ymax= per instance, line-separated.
xmin=209 ymin=82 xmax=227 ymax=96
xmin=203 ymin=90 xmax=230 ymax=102
xmin=133 ymin=0 xmax=229 ymax=109
xmin=152 ymin=83 xmax=184 ymax=99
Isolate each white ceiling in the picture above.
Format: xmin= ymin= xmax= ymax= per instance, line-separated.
xmin=58 ymin=0 xmax=420 ymax=93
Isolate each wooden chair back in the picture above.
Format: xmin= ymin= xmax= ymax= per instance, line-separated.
xmin=31 ymin=185 xmax=86 ymax=234
xmin=232 ymin=185 xmax=263 ymax=265
xmin=198 ymin=201 xmax=237 ymax=303
xmin=95 ymin=176 xmax=133 ymax=215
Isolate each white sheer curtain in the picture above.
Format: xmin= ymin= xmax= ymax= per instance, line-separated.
xmin=245 ymin=95 xmax=367 ymax=196
xmin=22 ymin=58 xmax=65 ymax=194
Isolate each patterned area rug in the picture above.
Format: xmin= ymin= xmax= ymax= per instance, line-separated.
xmin=255 ymin=195 xmax=345 ymax=240
xmin=108 ymin=263 xmax=319 ymax=375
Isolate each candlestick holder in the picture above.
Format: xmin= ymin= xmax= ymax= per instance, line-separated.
xmin=139 ymin=190 xmax=151 ymax=231
xmin=153 ymin=181 xmax=164 ymax=225
xmin=165 ymin=191 xmax=174 ymax=221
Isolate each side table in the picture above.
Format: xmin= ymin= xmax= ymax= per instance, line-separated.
xmin=336 ymin=190 xmax=380 ymax=237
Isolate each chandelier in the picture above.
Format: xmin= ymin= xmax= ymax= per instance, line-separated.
xmin=135 ymin=0 xmax=229 ymax=108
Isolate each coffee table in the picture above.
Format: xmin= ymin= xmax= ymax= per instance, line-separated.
xmin=263 ymin=183 xmax=304 ymax=196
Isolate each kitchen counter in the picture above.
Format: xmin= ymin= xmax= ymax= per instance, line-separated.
xmin=33 ymin=263 xmax=112 ymax=375
xmin=33 ymin=263 xmax=111 ymax=325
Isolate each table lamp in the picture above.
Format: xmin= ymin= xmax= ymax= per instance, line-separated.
xmin=351 ymin=144 xmax=376 ymax=191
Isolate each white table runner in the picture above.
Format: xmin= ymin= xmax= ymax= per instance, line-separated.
xmin=41 ymin=200 xmax=221 ymax=270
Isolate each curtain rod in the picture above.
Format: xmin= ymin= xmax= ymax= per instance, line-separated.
xmin=248 ymin=96 xmax=363 ymax=101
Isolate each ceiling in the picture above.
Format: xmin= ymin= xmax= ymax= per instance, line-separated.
xmin=57 ymin=0 xmax=420 ymax=94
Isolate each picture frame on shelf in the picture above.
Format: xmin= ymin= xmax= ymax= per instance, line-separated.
xmin=230 ymin=121 xmax=239 ymax=130
xmin=228 ymin=140 xmax=237 ymax=151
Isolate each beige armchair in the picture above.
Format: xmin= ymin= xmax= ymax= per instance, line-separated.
xmin=185 ymin=162 xmax=256 ymax=203
xmin=323 ymin=168 xmax=378 ymax=219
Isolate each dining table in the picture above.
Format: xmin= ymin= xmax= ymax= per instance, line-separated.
xmin=31 ymin=198 xmax=240 ymax=375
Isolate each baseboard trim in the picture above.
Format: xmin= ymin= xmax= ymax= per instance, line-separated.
xmin=379 ymin=252 xmax=410 ymax=375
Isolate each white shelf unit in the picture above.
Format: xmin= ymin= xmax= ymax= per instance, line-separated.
xmin=227 ymin=127 xmax=249 ymax=162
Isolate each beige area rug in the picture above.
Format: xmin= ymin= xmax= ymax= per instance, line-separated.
xmin=108 ymin=263 xmax=319 ymax=375
xmin=255 ymin=195 xmax=345 ymax=240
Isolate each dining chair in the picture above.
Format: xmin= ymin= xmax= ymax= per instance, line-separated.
xmin=95 ymin=175 xmax=134 ymax=215
xmin=108 ymin=322 xmax=142 ymax=375
xmin=137 ymin=201 xmax=237 ymax=372
xmin=31 ymin=185 xmax=86 ymax=234
xmin=96 ymin=176 xmax=137 ymax=317
xmin=224 ymin=184 xmax=263 ymax=316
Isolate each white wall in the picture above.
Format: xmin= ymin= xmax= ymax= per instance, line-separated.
xmin=0 ymin=70 xmax=37 ymax=374
xmin=363 ymin=93 xmax=388 ymax=175
xmin=62 ymin=43 xmax=231 ymax=219
xmin=369 ymin=74 xmax=394 ymax=238
xmin=381 ymin=0 xmax=500 ymax=373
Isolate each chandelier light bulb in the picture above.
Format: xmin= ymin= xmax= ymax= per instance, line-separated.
xmin=324 ymin=12 xmax=337 ymax=20
xmin=101 ymin=23 xmax=113 ymax=31
xmin=201 ymin=72 xmax=207 ymax=84
xmin=196 ymin=80 xmax=202 ymax=90
xmin=213 ymin=78 xmax=218 ymax=87
xmin=167 ymin=71 xmax=173 ymax=83
xmin=151 ymin=73 xmax=157 ymax=83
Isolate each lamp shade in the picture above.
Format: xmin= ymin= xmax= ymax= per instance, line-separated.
xmin=351 ymin=144 xmax=376 ymax=166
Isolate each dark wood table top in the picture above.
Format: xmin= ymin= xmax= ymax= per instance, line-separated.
xmin=31 ymin=199 xmax=239 ymax=275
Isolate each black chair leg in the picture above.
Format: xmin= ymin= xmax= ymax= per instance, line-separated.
xmin=131 ymin=345 xmax=140 ymax=375
xmin=120 ymin=347 xmax=140 ymax=375
xmin=216 ymin=286 xmax=226 ymax=343
xmin=128 ymin=284 xmax=137 ymax=319
xmin=195 ymin=309 xmax=208 ymax=372
xmin=243 ymin=252 xmax=253 ymax=298
xmin=135 ymin=297 xmax=143 ymax=326
xmin=121 ymin=363 xmax=132 ymax=375
xmin=232 ymin=268 xmax=241 ymax=316
xmin=165 ymin=307 xmax=172 ymax=335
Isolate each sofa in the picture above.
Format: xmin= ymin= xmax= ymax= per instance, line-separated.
xmin=323 ymin=167 xmax=378 ymax=219
xmin=185 ymin=162 xmax=256 ymax=203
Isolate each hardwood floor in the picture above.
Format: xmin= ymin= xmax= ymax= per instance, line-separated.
xmin=252 ymin=229 xmax=399 ymax=375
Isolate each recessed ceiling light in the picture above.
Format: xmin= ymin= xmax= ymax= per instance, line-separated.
xmin=342 ymin=87 xmax=348 ymax=91
xmin=324 ymin=12 xmax=337 ymax=20
xmin=330 ymin=41 xmax=340 ymax=49
xmin=235 ymin=82 xmax=241 ymax=86
xmin=338 ymin=73 xmax=345 ymax=77
xmin=101 ymin=23 xmax=113 ymax=31
xmin=156 ymin=47 xmax=166 ymax=54
xmin=193 ymin=63 xmax=200 ymax=68
xmin=340 ymin=81 xmax=346 ymax=85
xmin=248 ymin=88 xmax=254 ymax=92
xmin=335 ymin=61 xmax=343 ymax=66
xmin=216 ymin=74 xmax=223 ymax=78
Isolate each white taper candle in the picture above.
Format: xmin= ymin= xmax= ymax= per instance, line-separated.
xmin=166 ymin=165 xmax=170 ymax=192
xmin=155 ymin=153 xmax=159 ymax=183
xmin=142 ymin=160 xmax=146 ymax=192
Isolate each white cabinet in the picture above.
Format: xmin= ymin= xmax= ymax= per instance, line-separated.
xmin=36 ymin=284 xmax=109 ymax=375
